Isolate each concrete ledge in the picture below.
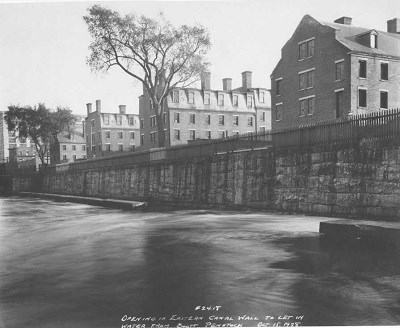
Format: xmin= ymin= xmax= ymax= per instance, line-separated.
xmin=17 ymin=192 xmax=147 ymax=210
xmin=320 ymin=219 xmax=400 ymax=247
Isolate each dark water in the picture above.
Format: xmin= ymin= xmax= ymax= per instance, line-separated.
xmin=0 ymin=197 xmax=400 ymax=328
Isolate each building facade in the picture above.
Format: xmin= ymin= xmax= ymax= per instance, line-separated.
xmin=271 ymin=15 xmax=400 ymax=131
xmin=139 ymin=71 xmax=271 ymax=150
xmin=50 ymin=115 xmax=87 ymax=164
xmin=85 ymin=100 xmax=140 ymax=159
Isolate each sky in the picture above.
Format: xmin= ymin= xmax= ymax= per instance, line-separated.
xmin=1 ymin=0 xmax=400 ymax=116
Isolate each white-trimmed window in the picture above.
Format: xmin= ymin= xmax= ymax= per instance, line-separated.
xmin=299 ymin=69 xmax=315 ymax=90
xmin=204 ymin=93 xmax=210 ymax=105
xmin=189 ymin=130 xmax=196 ymax=140
xmin=62 ymin=144 xmax=67 ymax=150
xmin=233 ymin=115 xmax=239 ymax=126
xmin=129 ymin=116 xmax=135 ymax=126
xmin=130 ymin=144 xmax=135 ymax=151
xmin=276 ymin=78 xmax=282 ymax=96
xmin=218 ymin=115 xmax=225 ymax=126
xmin=381 ymin=62 xmax=388 ymax=81
xmin=172 ymin=90 xmax=179 ymax=103
xmin=299 ymin=96 xmax=315 ymax=116
xmin=150 ymin=116 xmax=156 ymax=127
xmin=173 ymin=129 xmax=180 ymax=140
xmin=247 ymin=116 xmax=254 ymax=126
xmin=380 ymin=91 xmax=388 ymax=109
xmin=358 ymin=88 xmax=367 ymax=108
xmin=359 ymin=60 xmax=367 ymax=78
xmin=205 ymin=114 xmax=211 ymax=125
xmin=260 ymin=112 xmax=266 ymax=122
xmin=105 ymin=144 xmax=111 ymax=151
xmin=150 ymin=132 xmax=156 ymax=143
xmin=130 ymin=131 xmax=135 ymax=139
xmin=188 ymin=91 xmax=195 ymax=104
xmin=140 ymin=119 xmax=144 ymax=129
xmin=105 ymin=131 xmax=110 ymax=139
xmin=72 ymin=145 xmax=76 ymax=151
xmin=206 ymin=130 xmax=211 ymax=139
xmin=219 ymin=130 xmax=227 ymax=139
xmin=163 ymin=129 xmax=168 ymax=141
xmin=247 ymin=95 xmax=254 ymax=107
xmin=298 ymin=38 xmax=314 ymax=60
xmin=218 ymin=93 xmax=224 ymax=106
xmin=118 ymin=131 xmax=123 ymax=139
xmin=335 ymin=59 xmax=345 ymax=81
xmin=189 ymin=113 xmax=196 ymax=124
xmin=116 ymin=116 xmax=122 ymax=125
xmin=104 ymin=115 xmax=110 ymax=125
xmin=233 ymin=95 xmax=239 ymax=107
xmin=276 ymin=103 xmax=283 ymax=121
xmin=91 ymin=145 xmax=95 ymax=152
xmin=173 ymin=113 xmax=180 ymax=123
xmin=63 ymin=155 xmax=67 ymax=160
xmin=163 ymin=112 xmax=167 ymax=124
xmin=118 ymin=144 xmax=123 ymax=151
xmin=259 ymin=91 xmax=265 ymax=103
xmin=140 ymin=134 xmax=144 ymax=145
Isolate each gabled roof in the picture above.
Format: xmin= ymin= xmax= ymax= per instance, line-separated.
xmin=320 ymin=20 xmax=400 ymax=58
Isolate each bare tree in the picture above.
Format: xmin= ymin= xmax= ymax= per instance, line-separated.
xmin=84 ymin=5 xmax=211 ymax=146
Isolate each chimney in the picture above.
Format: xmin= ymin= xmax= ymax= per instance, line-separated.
xmin=95 ymin=99 xmax=101 ymax=112
xmin=86 ymin=103 xmax=92 ymax=116
xmin=201 ymin=71 xmax=211 ymax=90
xmin=241 ymin=71 xmax=252 ymax=90
xmin=387 ymin=18 xmax=400 ymax=34
xmin=119 ymin=105 xmax=126 ymax=114
xmin=334 ymin=16 xmax=352 ymax=25
xmin=222 ymin=78 xmax=232 ymax=91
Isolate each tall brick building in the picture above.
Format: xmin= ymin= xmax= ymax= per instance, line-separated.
xmin=50 ymin=115 xmax=87 ymax=164
xmin=139 ymin=71 xmax=271 ymax=150
xmin=85 ymin=100 xmax=140 ymax=159
xmin=271 ymin=15 xmax=400 ymax=131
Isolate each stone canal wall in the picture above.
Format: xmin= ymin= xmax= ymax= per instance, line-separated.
xmin=11 ymin=139 xmax=400 ymax=219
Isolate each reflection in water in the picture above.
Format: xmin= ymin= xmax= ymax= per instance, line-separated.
xmin=0 ymin=196 xmax=399 ymax=327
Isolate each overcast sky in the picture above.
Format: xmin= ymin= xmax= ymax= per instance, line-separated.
xmin=1 ymin=0 xmax=399 ymax=116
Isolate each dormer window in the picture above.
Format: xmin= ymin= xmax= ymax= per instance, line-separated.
xmin=172 ymin=90 xmax=179 ymax=103
xmin=370 ymin=33 xmax=377 ymax=48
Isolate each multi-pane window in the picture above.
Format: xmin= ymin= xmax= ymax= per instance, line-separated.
xmin=72 ymin=145 xmax=76 ymax=151
xmin=105 ymin=144 xmax=111 ymax=151
xmin=358 ymin=88 xmax=367 ymax=107
xmin=260 ymin=112 xmax=266 ymax=122
xmin=260 ymin=127 xmax=266 ymax=133
xmin=140 ymin=134 xmax=144 ymax=145
xmin=299 ymin=97 xmax=315 ymax=116
xmin=189 ymin=113 xmax=196 ymax=124
xmin=380 ymin=91 xmax=388 ymax=109
xmin=140 ymin=119 xmax=144 ymax=129
xmin=150 ymin=132 xmax=156 ymax=143
xmin=205 ymin=114 xmax=211 ymax=125
xmin=233 ymin=116 xmax=239 ymax=126
xmin=105 ymin=131 xmax=110 ymax=139
xmin=130 ymin=145 xmax=135 ymax=151
xmin=82 ymin=145 xmax=86 ymax=151
xmin=118 ymin=131 xmax=123 ymax=139
xmin=381 ymin=63 xmax=388 ymax=81
xmin=173 ymin=113 xmax=180 ymax=123
xmin=219 ymin=131 xmax=227 ymax=139
xmin=206 ymin=130 xmax=211 ymax=139
xmin=247 ymin=96 xmax=254 ymax=107
xmin=299 ymin=69 xmax=314 ymax=90
xmin=335 ymin=61 xmax=344 ymax=81
xmin=247 ymin=116 xmax=254 ymax=126
xmin=233 ymin=95 xmax=239 ymax=107
xmin=299 ymin=39 xmax=314 ymax=60
xmin=189 ymin=130 xmax=196 ymax=140
xmin=204 ymin=93 xmax=210 ymax=105
xmin=163 ymin=129 xmax=168 ymax=141
xmin=150 ymin=116 xmax=156 ymax=127
xmin=104 ymin=115 xmax=110 ymax=125
xmin=116 ymin=116 xmax=122 ymax=125
xmin=172 ymin=90 xmax=179 ymax=103
xmin=129 ymin=116 xmax=135 ymax=126
xmin=259 ymin=92 xmax=265 ymax=103
xmin=359 ymin=60 xmax=367 ymax=78
xmin=188 ymin=91 xmax=195 ymax=104
xmin=276 ymin=103 xmax=283 ymax=121
xmin=276 ymin=79 xmax=282 ymax=96
xmin=118 ymin=144 xmax=123 ymax=151
xmin=218 ymin=93 xmax=224 ymax=106
xmin=218 ymin=115 xmax=225 ymax=125
xmin=173 ymin=129 xmax=180 ymax=140
xmin=130 ymin=131 xmax=135 ymax=139
xmin=62 ymin=144 xmax=67 ymax=150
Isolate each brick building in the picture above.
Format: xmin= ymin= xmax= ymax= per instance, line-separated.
xmin=271 ymin=15 xmax=400 ymax=131
xmin=139 ymin=71 xmax=271 ymax=150
xmin=50 ymin=115 xmax=86 ymax=164
xmin=85 ymin=100 xmax=140 ymax=159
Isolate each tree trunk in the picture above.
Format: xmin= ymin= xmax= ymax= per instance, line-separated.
xmin=156 ymin=104 xmax=165 ymax=148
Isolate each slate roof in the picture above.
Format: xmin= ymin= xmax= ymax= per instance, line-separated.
xmin=320 ymin=20 xmax=400 ymax=58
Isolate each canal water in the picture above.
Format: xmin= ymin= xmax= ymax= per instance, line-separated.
xmin=0 ymin=196 xmax=400 ymax=327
